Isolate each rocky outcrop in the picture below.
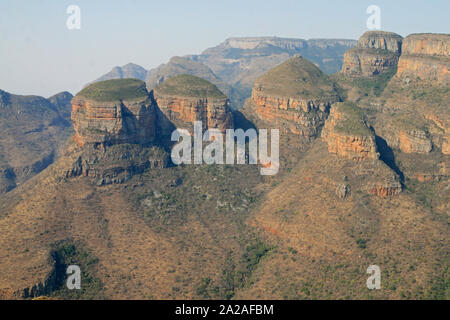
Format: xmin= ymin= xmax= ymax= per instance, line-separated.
xmin=250 ymin=89 xmax=332 ymax=139
xmin=341 ymin=31 xmax=402 ymax=76
xmin=396 ymin=34 xmax=449 ymax=83
xmin=380 ymin=124 xmax=434 ymax=155
xmin=154 ymin=95 xmax=232 ymax=133
xmin=64 ymin=144 xmax=168 ymax=186
xmin=424 ymin=114 xmax=449 ymax=155
xmin=322 ymin=103 xmax=379 ymax=161
xmin=322 ymin=131 xmax=379 ymax=161
xmin=67 ymin=79 xmax=173 ymax=185
xmin=398 ymin=130 xmax=433 ymax=154
xmin=369 ymin=180 xmax=402 ymax=197
xmin=245 ymin=56 xmax=340 ymax=139
xmin=153 ymin=75 xmax=233 ymax=134
xmin=401 ymin=33 xmax=449 ymax=56
xmin=71 ymin=79 xmax=156 ymax=147
xmin=357 ymin=31 xmax=403 ymax=53
xmin=335 ymin=183 xmax=350 ymax=199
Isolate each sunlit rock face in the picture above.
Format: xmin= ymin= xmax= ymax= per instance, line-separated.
xmin=71 ymin=79 xmax=157 ymax=147
xmin=341 ymin=31 xmax=403 ymax=77
xmin=396 ymin=33 xmax=450 ymax=83
xmin=321 ymin=103 xmax=379 ymax=162
xmin=246 ymin=56 xmax=340 ymax=140
xmin=152 ymin=74 xmax=233 ymax=135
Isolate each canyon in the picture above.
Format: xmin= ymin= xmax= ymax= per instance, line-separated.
xmin=0 ymin=30 xmax=448 ymax=301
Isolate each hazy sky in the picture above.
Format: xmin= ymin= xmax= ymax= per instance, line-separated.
xmin=0 ymin=0 xmax=448 ymax=97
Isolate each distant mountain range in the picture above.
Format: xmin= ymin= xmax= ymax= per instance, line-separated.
xmin=92 ymin=63 xmax=148 ymax=83
xmin=89 ymin=37 xmax=356 ymax=109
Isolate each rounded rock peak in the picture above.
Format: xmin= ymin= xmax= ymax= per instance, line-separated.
xmin=357 ymin=31 xmax=403 ymax=53
xmin=254 ymin=56 xmax=337 ymax=98
xmin=76 ymin=78 xmax=149 ymax=102
xmin=153 ymin=74 xmax=226 ymax=100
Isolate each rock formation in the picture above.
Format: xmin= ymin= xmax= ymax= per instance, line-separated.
xmin=398 ymin=130 xmax=433 ymax=154
xmin=321 ymin=102 xmax=379 ymax=161
xmin=71 ymin=79 xmax=157 ymax=147
xmin=153 ymin=74 xmax=233 ymax=134
xmin=69 ymin=79 xmax=168 ymax=185
xmin=341 ymin=31 xmax=403 ymax=76
xmin=244 ymin=56 xmax=340 ymax=140
xmin=373 ymin=34 xmax=449 ymax=156
xmin=64 ymin=143 xmax=168 ymax=186
xmin=396 ymin=33 xmax=449 ymax=83
xmin=368 ymin=180 xmax=403 ymax=197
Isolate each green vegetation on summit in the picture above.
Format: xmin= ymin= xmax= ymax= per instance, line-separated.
xmin=155 ymin=74 xmax=226 ymax=99
xmin=334 ymin=102 xmax=372 ymax=136
xmin=255 ymin=56 xmax=337 ymax=98
xmin=77 ymin=79 xmax=148 ymax=102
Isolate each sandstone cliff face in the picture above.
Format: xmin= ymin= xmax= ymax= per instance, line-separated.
xmin=154 ymin=94 xmax=233 ymax=134
xmin=322 ymin=130 xmax=378 ymax=161
xmin=245 ymin=56 xmax=340 ymax=140
xmin=341 ymin=31 xmax=402 ymax=77
xmin=250 ymin=88 xmax=332 ymax=139
xmin=64 ymin=144 xmax=168 ymax=186
xmin=423 ymin=114 xmax=449 ymax=155
xmin=401 ymin=33 xmax=449 ymax=57
xmin=369 ymin=181 xmax=402 ymax=197
xmin=398 ymin=130 xmax=433 ymax=154
xmin=321 ymin=103 xmax=379 ymax=161
xmin=357 ymin=31 xmax=403 ymax=53
xmin=71 ymin=81 xmax=156 ymax=147
xmin=152 ymin=75 xmax=234 ymax=135
xmin=67 ymin=79 xmax=168 ymax=186
xmin=71 ymin=97 xmax=156 ymax=147
xmin=396 ymin=34 xmax=450 ymax=83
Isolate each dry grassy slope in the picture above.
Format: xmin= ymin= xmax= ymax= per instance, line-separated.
xmin=0 ymin=128 xmax=447 ymax=299
xmin=0 ymin=141 xmax=278 ymax=299
xmin=234 ymin=142 xmax=448 ymax=299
